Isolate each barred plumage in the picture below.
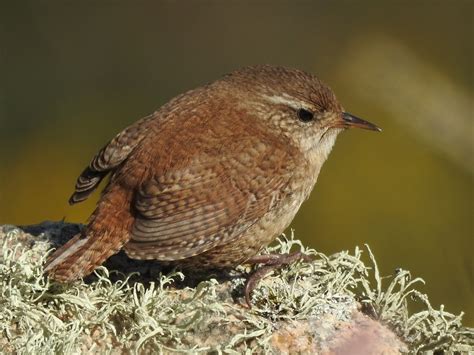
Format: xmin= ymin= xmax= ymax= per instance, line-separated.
xmin=45 ymin=65 xmax=378 ymax=282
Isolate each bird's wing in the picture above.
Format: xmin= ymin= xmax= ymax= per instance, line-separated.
xmin=125 ymin=139 xmax=294 ymax=260
xmin=69 ymin=115 xmax=155 ymax=204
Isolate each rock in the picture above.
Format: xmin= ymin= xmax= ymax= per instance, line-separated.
xmin=1 ymin=221 xmax=469 ymax=353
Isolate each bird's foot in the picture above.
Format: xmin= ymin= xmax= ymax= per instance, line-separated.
xmin=244 ymin=251 xmax=312 ymax=308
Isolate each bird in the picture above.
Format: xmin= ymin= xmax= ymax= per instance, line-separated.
xmin=45 ymin=65 xmax=380 ymax=302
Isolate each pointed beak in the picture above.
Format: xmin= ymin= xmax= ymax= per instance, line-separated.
xmin=342 ymin=112 xmax=382 ymax=132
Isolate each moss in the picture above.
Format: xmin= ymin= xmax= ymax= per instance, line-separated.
xmin=0 ymin=224 xmax=472 ymax=353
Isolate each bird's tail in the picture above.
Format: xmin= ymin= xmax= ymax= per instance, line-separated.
xmin=44 ymin=184 xmax=134 ymax=282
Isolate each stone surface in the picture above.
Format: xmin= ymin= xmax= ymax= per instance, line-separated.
xmin=1 ymin=221 xmax=408 ymax=353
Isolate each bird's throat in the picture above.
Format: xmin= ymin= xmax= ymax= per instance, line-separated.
xmin=309 ymin=128 xmax=341 ymax=167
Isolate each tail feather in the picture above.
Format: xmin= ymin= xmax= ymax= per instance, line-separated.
xmin=46 ymin=183 xmax=133 ymax=282
xmin=44 ymin=231 xmax=128 ymax=282
xmin=44 ymin=234 xmax=87 ymax=273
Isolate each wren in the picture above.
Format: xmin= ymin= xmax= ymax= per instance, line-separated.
xmin=45 ymin=65 xmax=380 ymax=289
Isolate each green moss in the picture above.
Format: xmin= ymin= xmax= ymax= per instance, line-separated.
xmin=0 ymin=227 xmax=472 ymax=353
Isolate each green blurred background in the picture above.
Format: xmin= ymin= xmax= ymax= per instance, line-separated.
xmin=0 ymin=1 xmax=472 ymax=325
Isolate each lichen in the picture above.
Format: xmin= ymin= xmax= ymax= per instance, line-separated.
xmin=0 ymin=224 xmax=472 ymax=353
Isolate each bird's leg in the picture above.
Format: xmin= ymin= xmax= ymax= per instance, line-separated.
xmin=244 ymin=251 xmax=312 ymax=307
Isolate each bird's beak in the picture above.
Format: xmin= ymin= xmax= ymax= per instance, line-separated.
xmin=341 ymin=112 xmax=382 ymax=132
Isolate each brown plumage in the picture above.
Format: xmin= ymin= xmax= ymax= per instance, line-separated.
xmin=45 ymin=65 xmax=380 ymax=282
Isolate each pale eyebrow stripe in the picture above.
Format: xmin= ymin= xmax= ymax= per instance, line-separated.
xmin=261 ymin=94 xmax=304 ymax=110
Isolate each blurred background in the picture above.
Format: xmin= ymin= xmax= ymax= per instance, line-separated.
xmin=0 ymin=1 xmax=472 ymax=325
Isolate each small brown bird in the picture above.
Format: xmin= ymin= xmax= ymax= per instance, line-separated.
xmin=45 ymin=65 xmax=380 ymax=299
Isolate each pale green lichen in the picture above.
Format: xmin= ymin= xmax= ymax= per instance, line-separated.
xmin=0 ymin=226 xmax=472 ymax=353
xmin=356 ymin=246 xmax=472 ymax=352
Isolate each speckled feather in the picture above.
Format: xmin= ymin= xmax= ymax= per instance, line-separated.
xmin=45 ymin=65 xmax=345 ymax=281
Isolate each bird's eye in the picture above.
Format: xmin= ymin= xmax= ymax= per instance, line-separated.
xmin=297 ymin=108 xmax=314 ymax=122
